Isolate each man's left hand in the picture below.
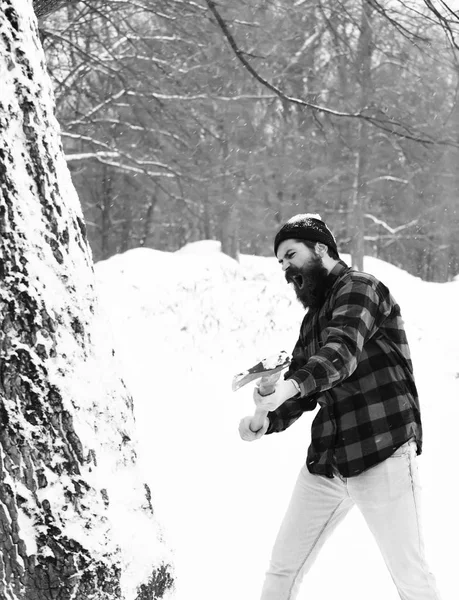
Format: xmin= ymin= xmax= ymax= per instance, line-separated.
xmin=253 ymin=379 xmax=299 ymax=412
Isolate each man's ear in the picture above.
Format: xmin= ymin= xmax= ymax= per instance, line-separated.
xmin=315 ymin=243 xmax=328 ymax=257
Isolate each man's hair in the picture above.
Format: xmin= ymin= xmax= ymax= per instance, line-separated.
xmin=300 ymin=239 xmax=339 ymax=260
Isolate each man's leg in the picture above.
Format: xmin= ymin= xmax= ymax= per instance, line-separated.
xmin=260 ymin=464 xmax=354 ymax=600
xmin=349 ymin=441 xmax=441 ymax=600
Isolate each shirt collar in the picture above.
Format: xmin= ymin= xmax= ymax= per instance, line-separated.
xmin=324 ymin=260 xmax=349 ymax=293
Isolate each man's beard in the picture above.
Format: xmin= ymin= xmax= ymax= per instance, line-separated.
xmin=285 ymin=257 xmax=329 ymax=310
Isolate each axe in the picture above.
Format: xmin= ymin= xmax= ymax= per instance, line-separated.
xmin=232 ymin=351 xmax=291 ymax=432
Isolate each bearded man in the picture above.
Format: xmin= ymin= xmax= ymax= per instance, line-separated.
xmin=239 ymin=214 xmax=441 ymax=600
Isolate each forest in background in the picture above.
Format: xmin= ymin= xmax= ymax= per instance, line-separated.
xmin=39 ymin=0 xmax=459 ymax=281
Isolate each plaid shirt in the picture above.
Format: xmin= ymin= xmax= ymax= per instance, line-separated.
xmin=266 ymin=260 xmax=422 ymax=478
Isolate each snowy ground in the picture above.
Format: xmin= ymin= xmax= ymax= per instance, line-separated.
xmin=96 ymin=242 xmax=459 ymax=600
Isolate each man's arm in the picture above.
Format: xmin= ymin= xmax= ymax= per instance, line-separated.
xmin=289 ymin=275 xmax=391 ymax=402
xmin=265 ymin=393 xmax=318 ymax=434
xmin=283 ymin=333 xmax=305 ymax=381
xmin=260 ymin=319 xmax=318 ymax=434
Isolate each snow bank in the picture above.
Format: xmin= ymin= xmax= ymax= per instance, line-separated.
xmin=96 ymin=244 xmax=459 ymax=600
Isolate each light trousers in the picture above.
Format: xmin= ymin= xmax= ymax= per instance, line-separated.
xmin=260 ymin=441 xmax=441 ymax=600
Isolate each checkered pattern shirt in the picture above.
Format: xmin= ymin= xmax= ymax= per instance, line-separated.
xmin=266 ymin=260 xmax=422 ymax=478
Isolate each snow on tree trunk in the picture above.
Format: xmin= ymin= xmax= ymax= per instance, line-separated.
xmin=0 ymin=3 xmax=173 ymax=599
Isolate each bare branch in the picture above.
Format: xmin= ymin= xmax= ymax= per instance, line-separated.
xmin=423 ymin=0 xmax=459 ymax=50
xmin=65 ymin=151 xmax=119 ymax=161
xmin=90 ymin=157 xmax=175 ymax=178
xmin=61 ymin=131 xmax=182 ymax=176
xmin=66 ymin=90 xmax=126 ymax=127
xmin=366 ymin=175 xmax=410 ymax=185
xmin=365 ymin=213 xmax=420 ymax=234
xmin=364 ymin=0 xmax=430 ymax=43
xmin=204 ymin=0 xmax=459 ymax=147
xmin=33 ymin=0 xmax=67 ymax=19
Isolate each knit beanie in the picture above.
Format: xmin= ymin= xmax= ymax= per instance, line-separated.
xmin=273 ymin=214 xmax=339 ymax=257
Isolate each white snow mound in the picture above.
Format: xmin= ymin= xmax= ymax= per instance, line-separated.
xmin=95 ymin=245 xmax=459 ymax=600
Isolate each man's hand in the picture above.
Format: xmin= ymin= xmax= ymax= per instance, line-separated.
xmin=238 ymin=415 xmax=269 ymax=441
xmin=253 ymin=378 xmax=299 ymax=412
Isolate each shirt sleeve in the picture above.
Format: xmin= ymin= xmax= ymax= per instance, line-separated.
xmin=289 ymin=275 xmax=391 ymax=402
xmin=265 ymin=333 xmax=318 ymax=434
xmin=283 ymin=334 xmax=304 ymax=380
xmin=266 ymin=394 xmax=318 ymax=434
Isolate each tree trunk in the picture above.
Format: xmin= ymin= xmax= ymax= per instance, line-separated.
xmin=99 ymin=164 xmax=112 ymax=260
xmin=349 ymin=119 xmax=369 ymax=270
xmin=217 ymin=119 xmax=239 ymax=260
xmin=140 ymin=195 xmax=158 ymax=248
xmin=349 ymin=1 xmax=373 ymax=271
xmin=220 ymin=202 xmax=240 ymax=259
xmin=0 ymin=3 xmax=172 ymax=599
xmin=119 ymin=189 xmax=132 ymax=252
xmin=437 ymin=73 xmax=459 ymax=281
xmin=203 ymin=190 xmax=212 ymax=239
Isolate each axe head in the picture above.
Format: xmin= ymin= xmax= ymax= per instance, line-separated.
xmin=232 ymin=351 xmax=290 ymax=392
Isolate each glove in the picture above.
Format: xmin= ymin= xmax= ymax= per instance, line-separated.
xmin=253 ymin=378 xmax=299 ymax=412
xmin=238 ymin=415 xmax=269 ymax=441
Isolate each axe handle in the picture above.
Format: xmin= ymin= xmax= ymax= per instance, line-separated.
xmin=250 ymin=406 xmax=270 ymax=433
xmin=249 ymin=372 xmax=281 ymax=433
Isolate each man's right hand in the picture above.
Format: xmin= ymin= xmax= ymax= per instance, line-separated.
xmin=238 ymin=415 xmax=269 ymax=441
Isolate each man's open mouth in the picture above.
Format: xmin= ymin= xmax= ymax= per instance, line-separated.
xmin=291 ymin=274 xmax=304 ymax=289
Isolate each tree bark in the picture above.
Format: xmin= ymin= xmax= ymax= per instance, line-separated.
xmin=0 ymin=3 xmax=172 ymax=599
